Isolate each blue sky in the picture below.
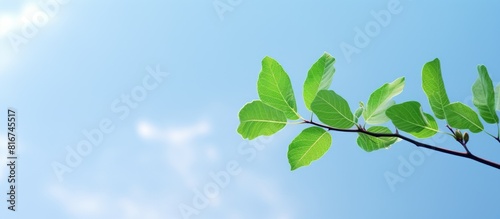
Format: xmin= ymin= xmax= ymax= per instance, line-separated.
xmin=1 ymin=0 xmax=500 ymax=218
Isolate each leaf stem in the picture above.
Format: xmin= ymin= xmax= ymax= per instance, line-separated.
xmin=303 ymin=119 xmax=500 ymax=169
xmin=460 ymin=141 xmax=471 ymax=154
xmin=287 ymin=121 xmax=306 ymax=125
xmin=496 ymin=123 xmax=500 ymax=143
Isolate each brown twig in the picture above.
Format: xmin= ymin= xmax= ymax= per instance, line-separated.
xmin=303 ymin=120 xmax=500 ymax=169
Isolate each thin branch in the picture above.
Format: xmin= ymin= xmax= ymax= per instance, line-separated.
xmin=303 ymin=119 xmax=500 ymax=169
xmin=460 ymin=142 xmax=471 ymax=155
xmin=446 ymin=125 xmax=455 ymax=135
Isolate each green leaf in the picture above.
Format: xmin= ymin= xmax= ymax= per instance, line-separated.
xmin=237 ymin=100 xmax=287 ymax=140
xmin=444 ymin=102 xmax=484 ymax=133
xmin=311 ymin=90 xmax=355 ymax=129
xmin=363 ymin=77 xmax=405 ymax=124
xmin=472 ymin=65 xmax=499 ymax=124
xmin=288 ymin=127 xmax=332 ymax=170
xmin=357 ymin=126 xmax=398 ymax=152
xmin=415 ymin=113 xmax=439 ymax=138
xmin=422 ymin=58 xmax=450 ymax=120
xmin=303 ymin=52 xmax=336 ymax=111
xmin=354 ymin=105 xmax=363 ymax=123
xmin=258 ymin=56 xmax=300 ymax=120
xmin=386 ymin=101 xmax=439 ymax=138
xmin=496 ymin=84 xmax=500 ymax=111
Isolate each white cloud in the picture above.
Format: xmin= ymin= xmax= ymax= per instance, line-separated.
xmin=48 ymin=185 xmax=106 ymax=217
xmin=230 ymin=172 xmax=296 ymax=219
xmin=49 ymin=117 xmax=298 ymax=219
xmin=137 ymin=119 xmax=211 ymax=145
xmin=163 ymin=120 xmax=211 ymax=146
xmin=135 ymin=119 xmax=298 ymax=218
xmin=137 ymin=121 xmax=158 ymax=139
xmin=136 ymin=119 xmax=212 ymax=187
xmin=48 ymin=185 xmax=172 ymax=219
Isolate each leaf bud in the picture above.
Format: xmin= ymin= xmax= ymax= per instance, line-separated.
xmin=455 ymin=129 xmax=463 ymax=142
xmin=464 ymin=132 xmax=469 ymax=144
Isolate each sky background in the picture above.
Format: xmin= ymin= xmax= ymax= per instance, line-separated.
xmin=1 ymin=0 xmax=500 ymax=218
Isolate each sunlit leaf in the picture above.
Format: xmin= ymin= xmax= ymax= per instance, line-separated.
xmin=414 ymin=114 xmax=439 ymax=138
xmin=258 ymin=56 xmax=300 ymax=120
xmin=311 ymin=90 xmax=355 ymax=129
xmin=237 ymin=100 xmax=287 ymax=140
xmin=288 ymin=127 xmax=332 ymax=170
xmin=422 ymin=58 xmax=450 ymax=120
xmin=354 ymin=104 xmax=363 ymax=123
xmin=472 ymin=65 xmax=499 ymax=124
xmin=303 ymin=52 xmax=336 ymax=111
xmin=444 ymin=102 xmax=484 ymax=133
xmin=386 ymin=101 xmax=438 ymax=138
xmin=356 ymin=126 xmax=398 ymax=152
xmin=496 ymin=84 xmax=500 ymax=111
xmin=363 ymin=77 xmax=405 ymax=124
